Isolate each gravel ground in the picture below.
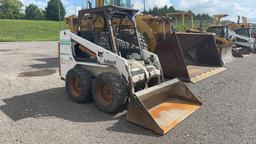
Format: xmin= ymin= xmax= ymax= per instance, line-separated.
xmin=0 ymin=42 xmax=256 ymax=144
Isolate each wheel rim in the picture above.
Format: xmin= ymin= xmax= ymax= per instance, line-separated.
xmin=68 ymin=77 xmax=81 ymax=97
xmin=97 ymin=82 xmax=113 ymax=106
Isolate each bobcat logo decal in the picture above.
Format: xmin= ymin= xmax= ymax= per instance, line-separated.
xmin=98 ymin=51 xmax=104 ymax=57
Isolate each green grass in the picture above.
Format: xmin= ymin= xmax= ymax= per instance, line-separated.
xmin=0 ymin=19 xmax=213 ymax=42
xmin=0 ymin=19 xmax=65 ymax=42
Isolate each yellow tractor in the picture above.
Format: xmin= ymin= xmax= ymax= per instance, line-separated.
xmin=166 ymin=12 xmax=197 ymax=32
xmin=135 ymin=15 xmax=173 ymax=52
xmin=228 ymin=15 xmax=249 ymax=31
xmin=65 ymin=16 xmax=78 ymax=32
xmin=206 ymin=14 xmax=236 ymax=63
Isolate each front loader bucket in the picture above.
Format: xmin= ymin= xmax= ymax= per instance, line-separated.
xmin=126 ymin=79 xmax=201 ymax=135
xmin=156 ymin=32 xmax=226 ymax=83
xmin=216 ymin=38 xmax=235 ymax=64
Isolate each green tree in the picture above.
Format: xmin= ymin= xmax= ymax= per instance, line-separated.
xmin=45 ymin=0 xmax=66 ymax=21
xmin=146 ymin=5 xmax=177 ymax=16
xmin=25 ymin=4 xmax=43 ymax=20
xmin=146 ymin=6 xmax=213 ymax=21
xmin=0 ymin=0 xmax=24 ymax=19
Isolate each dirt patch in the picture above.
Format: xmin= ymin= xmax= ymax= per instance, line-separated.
xmin=18 ymin=69 xmax=56 ymax=77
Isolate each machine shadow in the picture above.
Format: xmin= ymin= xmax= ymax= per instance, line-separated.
xmin=0 ymin=87 xmax=157 ymax=136
xmin=106 ymin=116 xmax=160 ymax=137
xmin=0 ymin=87 xmax=115 ymax=122
xmin=29 ymin=57 xmax=58 ymax=69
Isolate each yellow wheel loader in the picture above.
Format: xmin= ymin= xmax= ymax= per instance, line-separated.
xmin=206 ymin=14 xmax=236 ymax=63
xmin=135 ymin=15 xmax=173 ymax=52
xmin=65 ymin=16 xmax=79 ymax=32
xmin=59 ymin=5 xmax=201 ymax=135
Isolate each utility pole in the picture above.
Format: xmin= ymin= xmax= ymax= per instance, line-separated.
xmin=144 ymin=0 xmax=146 ymax=12
xmin=57 ymin=0 xmax=61 ymax=31
xmin=88 ymin=0 xmax=92 ymax=8
xmin=75 ymin=4 xmax=77 ymax=15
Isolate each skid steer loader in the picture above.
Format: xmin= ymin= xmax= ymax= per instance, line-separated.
xmin=229 ymin=28 xmax=255 ymax=54
xmin=59 ymin=6 xmax=201 ymax=135
xmin=228 ymin=16 xmax=256 ymax=55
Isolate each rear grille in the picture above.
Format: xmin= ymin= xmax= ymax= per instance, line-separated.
xmin=131 ymin=69 xmax=145 ymax=76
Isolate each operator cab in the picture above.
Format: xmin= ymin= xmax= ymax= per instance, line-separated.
xmin=103 ymin=0 xmax=132 ymax=8
xmin=207 ymin=26 xmax=229 ymax=39
xmin=74 ymin=6 xmax=142 ymax=61
xmin=235 ymin=28 xmax=251 ymax=38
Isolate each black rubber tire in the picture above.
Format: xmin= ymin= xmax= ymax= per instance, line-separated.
xmin=66 ymin=66 xmax=93 ymax=103
xmin=148 ymin=76 xmax=161 ymax=87
xmin=92 ymin=73 xmax=127 ymax=113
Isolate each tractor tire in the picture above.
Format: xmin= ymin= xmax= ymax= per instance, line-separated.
xmin=66 ymin=66 xmax=93 ymax=103
xmin=148 ymin=76 xmax=161 ymax=87
xmin=92 ymin=73 xmax=127 ymax=113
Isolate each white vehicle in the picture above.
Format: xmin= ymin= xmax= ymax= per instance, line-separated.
xmin=58 ymin=6 xmax=201 ymax=135
xmin=229 ymin=28 xmax=256 ymax=52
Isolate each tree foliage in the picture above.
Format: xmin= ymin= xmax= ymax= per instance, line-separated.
xmin=25 ymin=4 xmax=43 ymax=20
xmin=195 ymin=13 xmax=212 ymax=20
xmin=146 ymin=5 xmax=177 ymax=16
xmin=146 ymin=5 xmax=213 ymax=21
xmin=0 ymin=0 xmax=24 ymax=19
xmin=45 ymin=0 xmax=66 ymax=21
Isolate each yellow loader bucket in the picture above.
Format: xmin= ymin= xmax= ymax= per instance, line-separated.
xmin=215 ymin=37 xmax=235 ymax=64
xmin=155 ymin=32 xmax=226 ymax=83
xmin=218 ymin=45 xmax=234 ymax=64
xmin=126 ymin=79 xmax=201 ymax=135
